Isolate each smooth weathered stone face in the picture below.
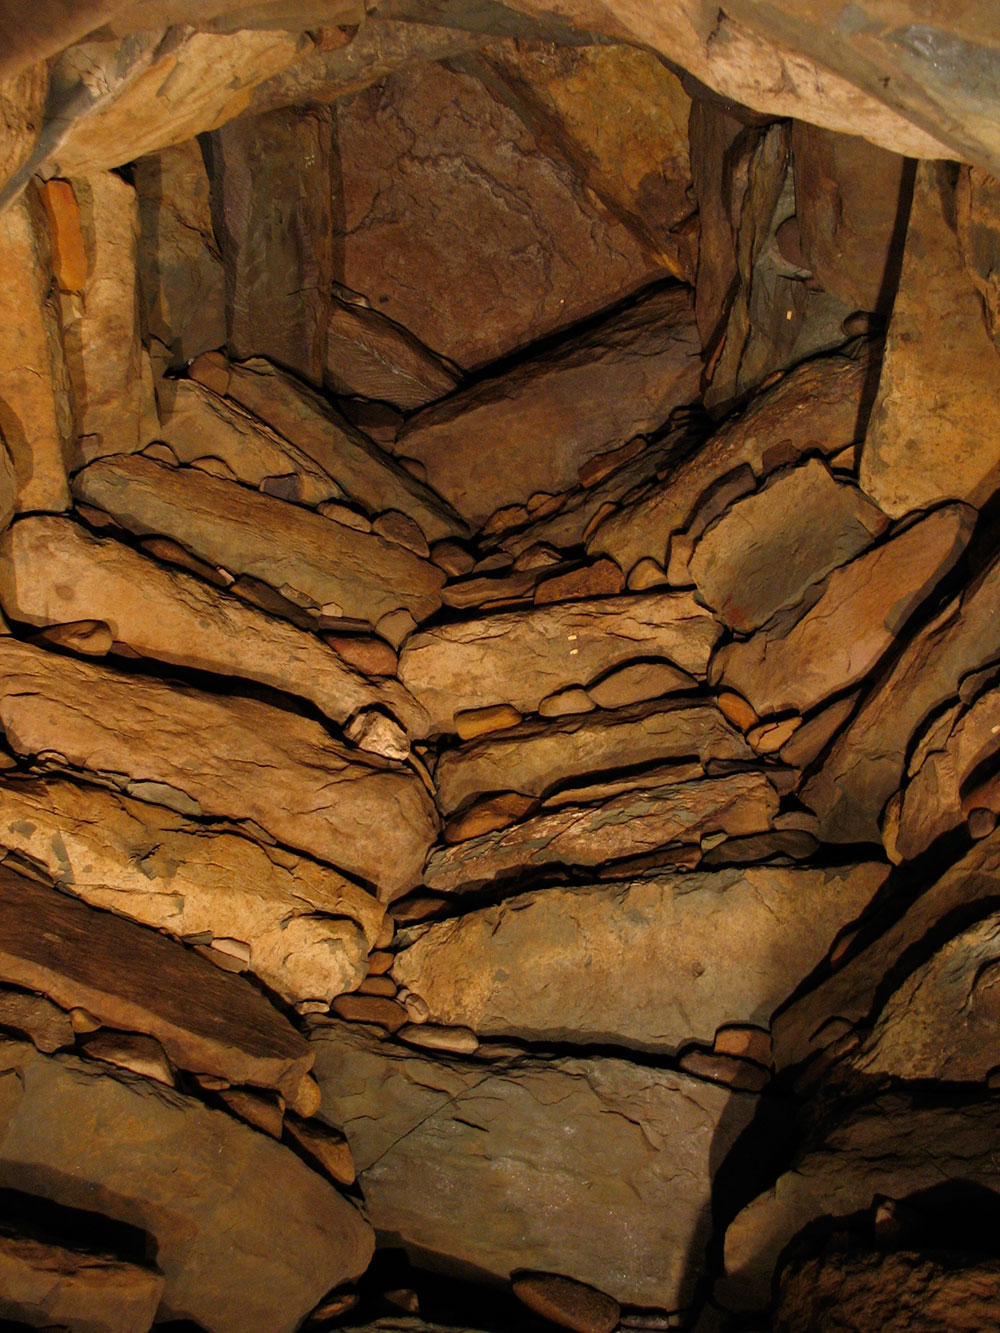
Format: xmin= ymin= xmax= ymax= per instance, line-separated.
xmin=398 ymin=592 xmax=720 ymax=735
xmin=335 ymin=58 xmax=661 ymax=369
xmin=0 ymin=864 xmax=314 ymax=1101
xmin=712 ymin=504 xmax=974 ymax=718
xmin=311 ymin=1022 xmax=757 ymax=1309
xmin=394 ymin=863 xmax=887 ymax=1050
xmin=433 ymin=700 xmax=752 ymax=814
xmin=72 ymin=453 xmax=445 ymax=635
xmin=0 ymin=1037 xmax=373 ymax=1333
xmin=722 ymin=1095 xmax=1000 ymax=1311
xmin=324 ymin=297 xmax=459 ymax=410
xmin=0 ymin=776 xmax=382 ymax=1005
xmin=395 ymin=284 xmax=701 ymax=527
xmin=0 ymin=638 xmax=437 ymax=899
xmin=0 ymin=516 xmax=428 ymax=738
xmin=860 ymin=162 xmax=1000 ymax=516
xmin=689 ymin=458 xmax=887 ymax=631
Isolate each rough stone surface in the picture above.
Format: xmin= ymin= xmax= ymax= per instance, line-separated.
xmin=0 ymin=775 xmax=382 ymax=1005
xmin=311 ymin=1021 xmax=757 ymax=1309
xmin=0 ymin=1036 xmax=373 ymax=1333
xmin=860 ymin=162 xmax=1000 ymax=516
xmin=398 ymin=592 xmax=720 ymax=735
xmin=324 ymin=297 xmax=459 ymax=410
xmin=335 ymin=57 xmax=662 ymax=369
xmin=395 ymin=284 xmax=700 ymax=526
xmin=689 ymin=459 xmax=887 ymax=632
xmin=512 ymin=1272 xmax=619 ymax=1333
xmin=0 ymin=986 xmax=74 ymax=1054
xmin=0 ymin=638 xmax=437 ymax=900
xmin=712 ymin=504 xmax=974 ymax=718
xmin=72 ymin=453 xmax=445 ymax=634
xmin=395 ymin=863 xmax=886 ymax=1050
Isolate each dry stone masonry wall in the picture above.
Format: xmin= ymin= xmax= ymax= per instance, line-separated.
xmin=2 ymin=2 xmax=1000 ymax=1331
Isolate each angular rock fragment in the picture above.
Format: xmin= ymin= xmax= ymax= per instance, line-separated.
xmin=59 ymin=172 xmax=155 ymax=463
xmin=434 ymin=700 xmax=752 ymax=815
xmin=312 ymin=1021 xmax=757 ymax=1309
xmin=424 ymin=772 xmax=778 ymax=889
xmin=325 ymin=297 xmax=460 ymax=410
xmin=803 ymin=547 xmax=1000 ymax=844
xmin=335 ymin=58 xmax=662 ymax=369
xmin=0 ymin=1036 xmax=373 ymax=1333
xmin=586 ymin=660 xmax=695 ymax=709
xmin=0 ymin=516 xmax=428 ymax=738
xmin=395 ymin=862 xmax=887 ymax=1049
xmin=589 ymin=351 xmax=872 ymax=575
xmin=72 ymin=454 xmax=445 ymax=636
xmin=689 ymin=458 xmax=887 ymax=632
xmin=712 ymin=504 xmax=973 ymax=718
xmin=398 ymin=593 xmax=720 ymax=735
xmin=395 ymin=284 xmax=700 ymax=526
xmin=0 ymin=986 xmax=74 ymax=1054
xmin=512 ymin=1271 xmax=619 ymax=1333
xmin=722 ymin=1095 xmax=1000 ymax=1311
xmin=0 ymin=189 xmax=72 ymax=513
xmin=0 ymin=638 xmax=437 ymax=899
xmin=0 ymin=776 xmax=382 ymax=1006
xmin=0 ymin=1229 xmax=164 ymax=1333
xmin=861 ymin=162 xmax=1000 ymax=516
xmin=209 ymin=104 xmax=333 ymax=383
xmin=134 ymin=137 xmax=226 ymax=369
xmin=217 ymin=357 xmax=468 ymax=542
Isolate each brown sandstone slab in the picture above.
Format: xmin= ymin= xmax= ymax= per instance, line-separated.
xmin=395 ymin=284 xmax=700 ymax=527
xmin=712 ymin=504 xmax=974 ymax=718
xmin=72 ymin=453 xmax=444 ymax=635
xmin=689 ymin=459 xmax=887 ymax=632
xmin=434 ymin=700 xmax=752 ymax=815
xmin=0 ymin=638 xmax=437 ymax=899
xmin=325 ymin=297 xmax=459 ymax=410
xmin=0 ymin=864 xmax=312 ymax=1102
xmin=957 ymin=165 xmax=1000 ymax=352
xmin=312 ymin=1021 xmax=757 ymax=1309
xmin=423 ymin=772 xmax=779 ymax=890
xmin=722 ymin=1096 xmax=1000 ymax=1312
xmin=0 ymin=776 xmax=383 ymax=1005
xmin=335 ymin=57 xmax=661 ymax=370
xmin=395 ymin=862 xmax=886 ymax=1050
xmin=134 ymin=137 xmax=226 ymax=370
xmin=860 ymin=162 xmax=1000 ymax=516
xmin=0 ymin=986 xmax=74 ymax=1054
xmin=398 ymin=593 xmax=720 ymax=736
xmin=0 ymin=516 xmax=428 ymax=738
xmin=803 ymin=546 xmax=1000 ymax=844
xmin=0 ymin=1037 xmax=373 ymax=1333
xmin=513 ymin=1271 xmax=619 ymax=1333
xmin=588 ymin=351 xmax=872 ymax=576
xmin=219 ymin=357 xmax=468 ymax=543
xmin=0 ymin=1229 xmax=163 ymax=1333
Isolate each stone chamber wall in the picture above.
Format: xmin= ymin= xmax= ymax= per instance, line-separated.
xmin=1 ymin=2 xmax=1000 ymax=1331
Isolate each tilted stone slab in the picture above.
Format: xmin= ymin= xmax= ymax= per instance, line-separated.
xmin=0 ymin=515 xmax=429 ymax=738
xmin=395 ymin=862 xmax=887 ymax=1051
xmin=395 ymin=284 xmax=700 ymax=526
xmin=0 ymin=1037 xmax=373 ymax=1333
xmin=424 ymin=773 xmax=779 ymax=891
xmin=324 ymin=297 xmax=459 ymax=411
xmin=0 ymin=638 xmax=437 ymax=899
xmin=311 ymin=1021 xmax=757 ymax=1309
xmin=72 ymin=453 xmax=444 ymax=634
xmin=398 ymin=593 xmax=720 ymax=736
xmin=433 ymin=699 xmax=752 ymax=814
xmin=712 ymin=504 xmax=973 ymax=718
xmin=0 ymin=865 xmax=312 ymax=1102
xmin=0 ymin=776 xmax=383 ymax=1006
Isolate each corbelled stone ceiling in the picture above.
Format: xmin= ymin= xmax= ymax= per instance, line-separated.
xmin=1 ymin=1 xmax=1000 ymax=1330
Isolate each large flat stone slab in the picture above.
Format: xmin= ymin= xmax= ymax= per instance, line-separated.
xmin=395 ymin=284 xmax=700 ymax=526
xmin=0 ymin=638 xmax=437 ymax=899
xmin=0 ymin=776 xmax=383 ymax=1006
xmin=311 ymin=1021 xmax=756 ymax=1309
xmin=72 ymin=453 xmax=444 ymax=636
xmin=398 ymin=593 xmax=720 ymax=736
xmin=0 ymin=1037 xmax=373 ymax=1333
xmin=395 ymin=862 xmax=887 ymax=1052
